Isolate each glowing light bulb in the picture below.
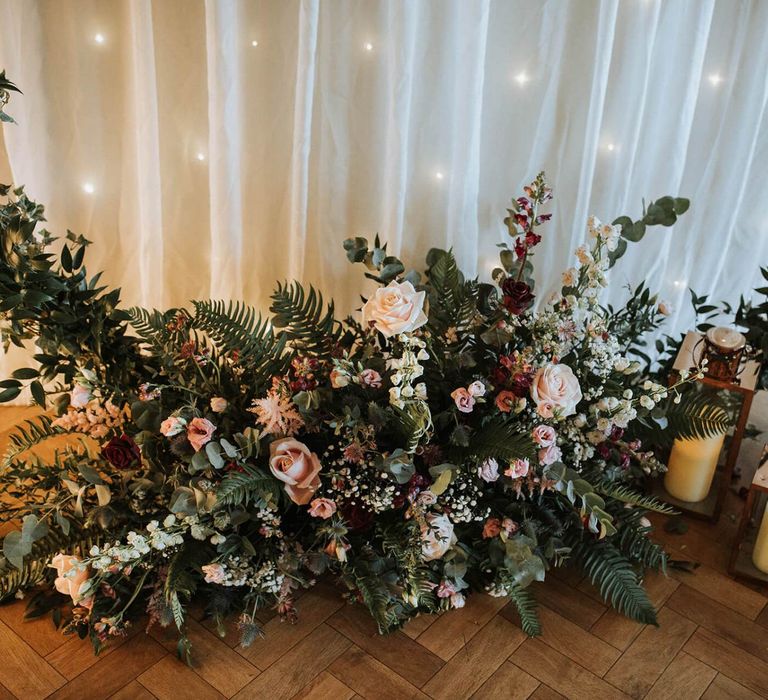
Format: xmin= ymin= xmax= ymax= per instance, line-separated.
xmin=607 ymin=143 xmax=615 ymax=152
xmin=196 ymin=152 xmax=206 ymax=162
xmin=708 ymin=73 xmax=723 ymax=86
xmin=251 ymin=40 xmax=258 ymax=47
xmin=82 ymin=182 xmax=95 ymax=194
xmin=514 ymin=71 xmax=529 ymax=85
xmin=673 ymin=279 xmax=686 ymax=289
xmin=363 ymin=42 xmax=373 ymax=52
xmin=434 ymin=171 xmax=444 ymax=181
xmin=94 ymin=33 xmax=105 ymax=44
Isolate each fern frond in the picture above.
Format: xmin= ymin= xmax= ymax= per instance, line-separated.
xmin=565 ymin=533 xmax=658 ymax=625
xmin=269 ymin=282 xmax=340 ymax=357
xmin=216 ymin=465 xmax=277 ymax=508
xmin=450 ymin=420 xmax=535 ymax=463
xmin=3 ymin=415 xmax=58 ymax=462
xmin=597 ymin=482 xmax=677 ymax=515
xmin=665 ymin=389 xmax=732 ymax=441
xmin=0 ymin=525 xmax=99 ymax=602
xmin=192 ymin=300 xmax=289 ymax=387
xmin=614 ymin=514 xmax=668 ymax=572
xmin=509 ymin=583 xmax=541 ymax=636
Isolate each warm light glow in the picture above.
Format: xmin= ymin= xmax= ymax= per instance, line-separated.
xmin=251 ymin=40 xmax=259 ymax=47
xmin=196 ymin=152 xmax=206 ymax=162
xmin=82 ymin=183 xmax=95 ymax=194
xmin=434 ymin=171 xmax=444 ymax=181
xmin=514 ymin=71 xmax=529 ymax=86
xmin=673 ymin=279 xmax=686 ymax=289
xmin=607 ymin=143 xmax=615 ymax=151
xmin=708 ymin=73 xmax=723 ymax=86
xmin=94 ymin=33 xmax=105 ymax=45
xmin=363 ymin=42 xmax=374 ymax=52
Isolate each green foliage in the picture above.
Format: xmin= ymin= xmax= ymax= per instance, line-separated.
xmin=735 ymin=266 xmax=768 ymax=390
xmin=597 ymin=482 xmax=677 ymax=515
xmin=449 ymin=420 xmax=535 ymax=463
xmin=566 ymin=533 xmax=658 ymax=625
xmin=0 ymin=70 xmax=20 ymax=124
xmin=269 ymin=282 xmax=341 ymax=357
xmin=343 ymin=235 xmax=409 ymax=284
xmin=3 ymin=415 xmax=58 ymax=463
xmin=425 ymin=249 xmax=479 ymax=332
xmin=509 ymin=584 xmax=541 ymax=636
xmin=216 ymin=465 xmax=278 ymax=508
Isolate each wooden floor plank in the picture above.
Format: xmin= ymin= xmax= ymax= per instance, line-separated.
xmin=0 ymin=598 xmax=69 ymax=656
xmin=235 ymin=583 xmax=343 ymax=671
xmin=416 ymin=593 xmax=508 ymax=661
xmin=232 ymin=624 xmax=350 ymax=700
xmin=528 ymin=686 xmax=566 ymax=700
xmin=684 ymin=627 xmax=768 ymax=697
xmin=291 ymin=671 xmax=355 ymax=700
xmin=329 ymin=645 xmax=429 ymax=699
xmin=138 ymin=655 xmax=225 ymax=700
xmin=48 ymin=634 xmax=166 ymax=700
xmin=422 ymin=616 xmax=527 ymax=700
xmin=108 ymin=681 xmax=157 ymax=700
xmin=603 ymin=606 xmax=697 ymax=698
xmin=532 ymin=577 xmax=606 ymax=630
xmin=327 ymin=603 xmax=444 ymax=688
xmin=0 ymin=618 xmax=66 ymax=700
xmin=469 ymin=661 xmax=540 ymax=700
xmin=701 ymin=673 xmax=764 ymax=700
xmin=510 ymin=638 xmax=631 ymax=700
xmin=643 ymin=651 xmax=716 ymax=700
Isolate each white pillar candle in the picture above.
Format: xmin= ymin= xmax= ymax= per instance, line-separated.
xmin=752 ymin=502 xmax=768 ymax=573
xmin=664 ymin=433 xmax=725 ymax=503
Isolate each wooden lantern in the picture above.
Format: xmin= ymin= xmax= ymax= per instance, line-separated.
xmin=729 ymin=446 xmax=768 ymax=585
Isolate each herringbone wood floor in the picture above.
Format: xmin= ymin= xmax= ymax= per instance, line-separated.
xmin=1 ymin=407 xmax=768 ymax=700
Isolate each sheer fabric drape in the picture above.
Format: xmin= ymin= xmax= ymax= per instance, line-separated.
xmin=1 ymin=0 xmax=767 ymax=377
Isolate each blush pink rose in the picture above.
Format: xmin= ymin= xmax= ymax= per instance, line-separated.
xmin=359 ymin=368 xmax=382 ymax=388
xmin=530 ymin=363 xmax=582 ymax=418
xmin=477 ymin=458 xmax=500 ymax=482
xmin=505 ymin=458 xmax=530 ymax=479
xmin=50 ymin=554 xmax=91 ymax=606
xmin=532 ymin=425 xmax=556 ymax=447
xmin=70 ymin=384 xmax=92 ymax=408
xmin=451 ymin=387 xmax=475 ymax=413
xmin=160 ymin=415 xmax=186 ymax=437
xmin=538 ymin=444 xmax=562 ymax=466
xmin=308 ymin=498 xmax=337 ymax=519
xmin=361 ymin=280 xmax=428 ymax=337
xmin=269 ymin=438 xmax=322 ymax=505
xmin=187 ymin=417 xmax=216 ymax=451
xmin=202 ymin=563 xmax=227 ymax=584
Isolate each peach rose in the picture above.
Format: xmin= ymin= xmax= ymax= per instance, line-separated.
xmin=451 ymin=387 xmax=475 ymax=413
xmin=70 ymin=384 xmax=92 ymax=408
xmin=269 ymin=438 xmax=322 ymax=505
xmin=308 ymin=498 xmax=337 ymax=519
xmin=495 ymin=390 xmax=516 ymax=413
xmin=530 ymin=364 xmax=582 ymax=418
xmin=202 ymin=563 xmax=227 ymax=584
xmin=421 ymin=513 xmax=456 ymax=561
xmin=532 ymin=425 xmax=556 ymax=447
xmin=361 ymin=280 xmax=427 ymax=337
xmin=482 ymin=517 xmax=502 ymax=539
xmin=210 ymin=397 xmax=228 ymax=413
xmin=50 ymin=554 xmax=91 ymax=606
xmin=505 ymin=458 xmax=530 ymax=479
xmin=187 ymin=417 xmax=216 ymax=451
xmin=538 ymin=444 xmax=562 ymax=466
xmin=160 ymin=415 xmax=186 ymax=437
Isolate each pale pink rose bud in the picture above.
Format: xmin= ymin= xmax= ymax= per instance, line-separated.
xmin=531 ymin=424 xmax=557 ymax=447
xmin=436 ymin=580 xmax=457 ymax=598
xmin=450 ymin=387 xmax=475 ymax=413
xmin=187 ymin=417 xmax=216 ymax=452
xmin=467 ymin=380 xmax=486 ymax=398
xmin=359 ymin=368 xmax=382 ymax=388
xmin=202 ymin=563 xmax=227 ymax=584
xmin=505 ymin=458 xmax=530 ymax=479
xmin=70 ymin=384 xmax=92 ymax=408
xmin=477 ymin=458 xmax=500 ymax=482
xmin=502 ymin=518 xmax=519 ymax=536
xmin=160 ymin=415 xmax=186 ymax=437
xmin=210 ymin=397 xmax=228 ymax=413
xmin=538 ymin=444 xmax=562 ymax=466
xmin=308 ymin=498 xmax=337 ymax=519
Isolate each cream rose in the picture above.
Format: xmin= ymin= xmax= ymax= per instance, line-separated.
xmin=421 ymin=513 xmax=457 ymax=561
xmin=202 ymin=563 xmax=227 ymax=584
xmin=361 ymin=280 xmax=427 ymax=337
xmin=50 ymin=554 xmax=91 ymax=606
xmin=269 ymin=438 xmax=322 ymax=505
xmin=530 ymin=364 xmax=582 ymax=418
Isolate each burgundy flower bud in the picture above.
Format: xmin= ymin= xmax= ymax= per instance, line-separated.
xmin=501 ymin=280 xmax=535 ymax=315
xmin=102 ymin=434 xmax=141 ymax=469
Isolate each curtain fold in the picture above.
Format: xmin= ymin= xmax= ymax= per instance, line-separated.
xmin=0 ymin=0 xmax=766 ymax=374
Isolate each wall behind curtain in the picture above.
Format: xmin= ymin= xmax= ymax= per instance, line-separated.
xmin=1 ymin=0 xmax=767 ymax=365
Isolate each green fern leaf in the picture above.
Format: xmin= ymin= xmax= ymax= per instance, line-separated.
xmin=509 ymin=583 xmax=542 ymax=636
xmin=269 ymin=282 xmax=340 ymax=356
xmin=597 ymin=482 xmax=678 ymax=515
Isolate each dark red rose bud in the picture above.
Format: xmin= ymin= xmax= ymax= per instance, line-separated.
xmin=501 ymin=280 xmax=535 ymax=315
xmin=597 ymin=442 xmax=612 ymax=460
xmin=102 ymin=434 xmax=141 ymax=469
xmin=610 ymin=426 xmax=625 ymax=442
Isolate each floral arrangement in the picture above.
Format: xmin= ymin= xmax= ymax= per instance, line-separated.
xmin=1 ymin=77 xmax=729 ymax=657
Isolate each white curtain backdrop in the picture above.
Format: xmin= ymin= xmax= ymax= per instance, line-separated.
xmin=1 ymin=0 xmax=768 ymax=369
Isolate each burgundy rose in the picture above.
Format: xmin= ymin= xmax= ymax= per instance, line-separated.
xmin=609 ymin=426 xmax=625 ymax=442
xmin=341 ymin=502 xmax=374 ymax=531
xmin=597 ymin=442 xmax=612 ymax=460
xmin=102 ymin=434 xmax=141 ymax=469
xmin=501 ymin=280 xmax=535 ymax=315
xmin=510 ymin=371 xmax=533 ymax=397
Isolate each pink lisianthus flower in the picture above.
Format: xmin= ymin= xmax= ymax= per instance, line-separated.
xmin=538 ymin=444 xmax=562 ymax=466
xmin=451 ymin=387 xmax=475 ymax=413
xmin=477 ymin=458 xmax=500 ymax=482
xmin=532 ymin=424 xmax=556 ymax=447
xmin=160 ymin=415 xmax=186 ymax=437
xmin=436 ymin=580 xmax=457 ymax=598
xmin=505 ymin=458 xmax=530 ymax=479
xmin=308 ymin=498 xmax=337 ymax=519
xmin=187 ymin=417 xmax=216 ymax=452
xmin=359 ymin=368 xmax=382 ymax=388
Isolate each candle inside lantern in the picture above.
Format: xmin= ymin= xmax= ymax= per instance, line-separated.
xmin=752 ymin=502 xmax=768 ymax=573
xmin=664 ymin=433 xmax=725 ymax=502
